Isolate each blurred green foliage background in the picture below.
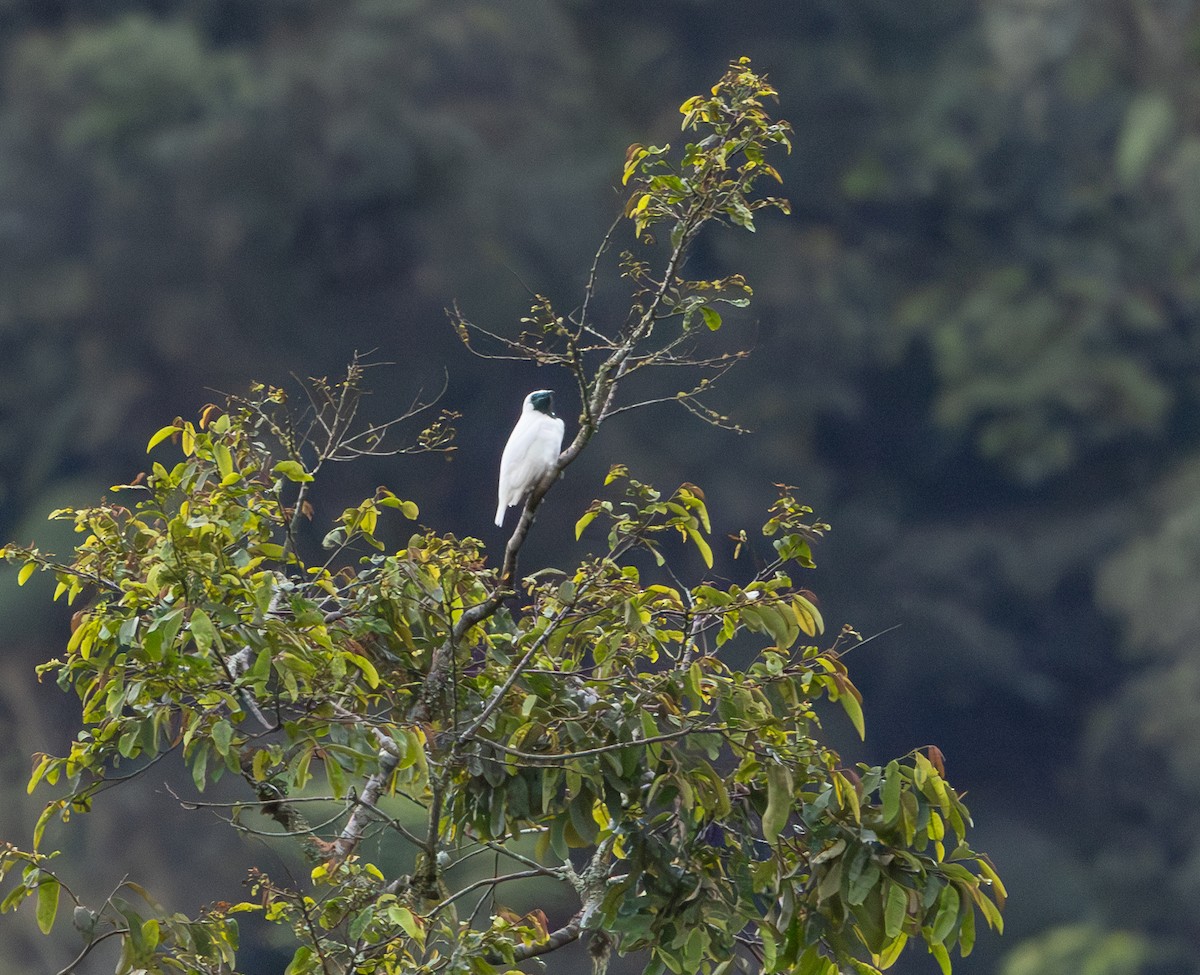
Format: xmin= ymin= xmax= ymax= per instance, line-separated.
xmin=1 ymin=1 xmax=1197 ymax=972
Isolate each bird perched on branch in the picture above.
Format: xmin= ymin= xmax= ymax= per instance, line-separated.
xmin=495 ymin=390 xmax=565 ymax=527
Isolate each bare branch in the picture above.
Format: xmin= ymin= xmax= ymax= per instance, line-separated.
xmin=428 ymin=868 xmax=556 ymax=918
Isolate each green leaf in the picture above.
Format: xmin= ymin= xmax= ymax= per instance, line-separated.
xmin=881 ymin=760 xmax=902 ymax=824
xmin=212 ymin=720 xmax=234 ymax=758
xmin=1116 ymin=93 xmax=1175 ymax=187
xmin=35 ymin=876 xmax=59 ymax=934
xmin=143 ymin=608 xmax=184 ymax=660
xmin=700 ymin=306 xmax=722 ymax=331
xmin=759 ymin=925 xmax=777 ymax=971
xmin=326 ymin=755 xmax=346 ymax=799
xmin=846 ymin=851 xmax=880 ymax=906
xmin=189 ymin=609 xmax=222 ymax=655
xmin=931 ymin=884 xmax=961 ymax=945
xmin=811 ymin=837 xmax=846 ymax=866
xmin=568 ymin=793 xmax=599 ymax=846
xmin=816 ymin=857 xmax=843 ymax=904
xmin=761 ymin=764 xmax=793 ymax=843
xmin=0 ymin=880 xmax=29 ymax=915
xmin=959 ymin=899 xmax=976 ymax=957
xmin=191 ymin=744 xmax=210 ymax=791
xmin=763 ymin=605 xmax=796 ymax=650
xmin=118 ymin=616 xmax=139 ymax=647
xmin=344 ymin=905 xmax=371 ymax=943
xmin=884 ymin=881 xmax=907 ymax=939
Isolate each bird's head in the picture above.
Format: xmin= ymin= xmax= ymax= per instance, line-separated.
xmin=525 ymin=390 xmax=556 ymax=416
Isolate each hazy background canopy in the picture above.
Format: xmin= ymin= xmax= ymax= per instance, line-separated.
xmin=1 ymin=1 xmax=1198 ymax=972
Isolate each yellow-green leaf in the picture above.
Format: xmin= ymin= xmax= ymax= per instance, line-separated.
xmin=687 ymin=527 xmax=714 ymax=569
xmin=349 ymin=653 xmax=380 ymax=689
xmin=146 ymin=424 xmax=180 ymax=453
xmin=575 ymin=509 xmax=598 ymax=540
xmin=214 ymin=443 xmax=234 ymax=479
xmin=840 ymin=690 xmax=866 ymax=740
xmin=32 ymin=801 xmax=57 ymax=850
xmin=974 ymin=885 xmax=1004 ymax=933
xmin=285 ymin=946 xmax=314 ymax=975
xmin=876 ymin=933 xmax=908 ymax=970
xmin=592 ymin=798 xmax=613 ymax=831
xmin=977 ymin=858 xmax=1007 ymax=904
xmin=273 ymin=460 xmax=313 ymax=483
xmin=17 ymin=562 xmax=36 ymax=586
xmin=388 ymin=904 xmax=422 ymax=941
xmin=792 ymin=594 xmax=824 ymax=636
xmin=834 ymin=771 xmax=861 ymax=824
xmin=930 ymin=941 xmax=951 ymax=975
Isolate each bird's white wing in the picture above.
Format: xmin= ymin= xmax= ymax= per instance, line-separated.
xmin=495 ymin=413 xmax=564 ymax=526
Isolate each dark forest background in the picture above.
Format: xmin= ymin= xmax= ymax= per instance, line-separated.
xmin=1 ymin=2 xmax=1197 ymax=973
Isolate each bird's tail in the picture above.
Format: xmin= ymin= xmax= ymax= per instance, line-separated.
xmin=494 ymin=502 xmax=506 ymax=528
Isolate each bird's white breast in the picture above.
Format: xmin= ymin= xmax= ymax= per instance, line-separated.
xmin=499 ymin=412 xmax=564 ymax=507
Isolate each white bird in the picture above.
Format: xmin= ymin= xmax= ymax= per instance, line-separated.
xmin=495 ymin=390 xmax=565 ymax=527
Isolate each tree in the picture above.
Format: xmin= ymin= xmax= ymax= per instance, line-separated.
xmin=0 ymin=60 xmax=1003 ymax=975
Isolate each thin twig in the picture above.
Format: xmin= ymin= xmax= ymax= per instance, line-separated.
xmin=55 ymin=928 xmax=127 ymax=975
xmin=468 ymin=726 xmax=705 ymax=765
xmin=428 ymin=868 xmax=553 ymax=918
